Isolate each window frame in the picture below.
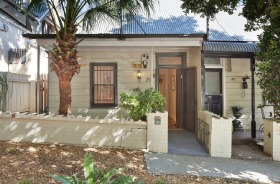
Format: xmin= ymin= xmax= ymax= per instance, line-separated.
xmin=90 ymin=62 xmax=118 ymax=108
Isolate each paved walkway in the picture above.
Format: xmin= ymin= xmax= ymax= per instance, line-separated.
xmin=145 ymin=152 xmax=280 ymax=183
xmin=168 ymin=130 xmax=209 ymax=157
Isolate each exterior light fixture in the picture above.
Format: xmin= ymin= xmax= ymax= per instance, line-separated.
xmin=137 ymin=69 xmax=141 ymax=83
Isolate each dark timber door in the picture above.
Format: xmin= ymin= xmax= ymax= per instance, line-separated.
xmin=176 ymin=67 xmax=197 ymax=132
xmin=204 ymin=69 xmax=223 ymax=116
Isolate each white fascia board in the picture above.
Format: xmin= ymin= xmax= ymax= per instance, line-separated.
xmin=37 ymin=37 xmax=203 ymax=47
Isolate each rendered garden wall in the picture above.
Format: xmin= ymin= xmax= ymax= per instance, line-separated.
xmin=0 ymin=112 xmax=147 ymax=149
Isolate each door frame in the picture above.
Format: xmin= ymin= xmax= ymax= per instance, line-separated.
xmin=155 ymin=52 xmax=186 ymax=90
xmin=205 ymin=68 xmax=223 ymax=116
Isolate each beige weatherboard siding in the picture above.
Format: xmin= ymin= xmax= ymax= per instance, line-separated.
xmin=46 ymin=36 xmax=204 ymax=117
xmin=49 ymin=48 xmax=151 ymax=117
xmin=224 ymin=58 xmax=263 ymax=130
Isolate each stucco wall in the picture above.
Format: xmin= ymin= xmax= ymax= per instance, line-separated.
xmin=198 ymin=111 xmax=232 ymax=158
xmin=0 ymin=113 xmax=147 ymax=149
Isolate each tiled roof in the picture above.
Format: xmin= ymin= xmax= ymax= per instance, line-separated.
xmin=81 ymin=0 xmax=261 ymax=42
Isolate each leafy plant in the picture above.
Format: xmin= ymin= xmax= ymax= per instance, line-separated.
xmin=155 ymin=180 xmax=170 ymax=184
xmin=231 ymin=106 xmax=243 ymax=119
xmin=256 ymin=38 xmax=280 ymax=119
xmin=51 ymin=153 xmax=140 ymax=184
xmin=0 ymin=73 xmax=8 ymax=111
xmin=120 ymin=88 xmax=166 ymax=121
xmin=17 ymin=179 xmax=33 ymax=184
xmin=231 ymin=106 xmax=243 ymax=112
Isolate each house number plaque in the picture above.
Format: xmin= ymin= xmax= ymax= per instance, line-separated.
xmin=154 ymin=116 xmax=161 ymax=125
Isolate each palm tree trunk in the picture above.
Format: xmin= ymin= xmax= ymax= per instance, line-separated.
xmin=58 ymin=76 xmax=72 ymax=115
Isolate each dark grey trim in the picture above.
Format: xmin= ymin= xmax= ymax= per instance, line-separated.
xmin=155 ymin=52 xmax=187 ymax=90
xmin=202 ymin=51 xmax=255 ymax=58
xmin=201 ymin=56 xmax=205 ymax=111
xmin=251 ymin=58 xmax=256 ymax=138
xmin=205 ymin=68 xmax=223 ymax=116
xmin=90 ymin=62 xmax=118 ymax=108
xmin=23 ymin=33 xmax=207 ymax=39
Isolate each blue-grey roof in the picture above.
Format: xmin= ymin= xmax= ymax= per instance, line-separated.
xmin=203 ymin=42 xmax=260 ymax=53
xmin=82 ymin=0 xmax=261 ymax=42
xmin=110 ymin=15 xmax=204 ymax=34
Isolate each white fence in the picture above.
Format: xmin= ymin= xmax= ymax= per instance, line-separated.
xmin=0 ymin=72 xmax=35 ymax=113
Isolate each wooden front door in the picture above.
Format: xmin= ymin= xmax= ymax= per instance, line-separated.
xmin=176 ymin=67 xmax=197 ymax=132
xmin=204 ymin=69 xmax=223 ymax=116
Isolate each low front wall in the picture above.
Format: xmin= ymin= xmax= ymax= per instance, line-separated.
xmin=0 ymin=112 xmax=147 ymax=149
xmin=264 ymin=119 xmax=280 ymax=161
xmin=198 ymin=111 xmax=232 ymax=158
xmin=147 ymin=111 xmax=168 ymax=153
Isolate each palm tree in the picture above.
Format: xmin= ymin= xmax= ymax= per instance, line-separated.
xmin=28 ymin=0 xmax=156 ymax=116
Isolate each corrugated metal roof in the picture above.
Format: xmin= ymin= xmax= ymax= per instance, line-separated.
xmin=203 ymin=42 xmax=260 ymax=53
xmin=80 ymin=0 xmax=262 ymax=42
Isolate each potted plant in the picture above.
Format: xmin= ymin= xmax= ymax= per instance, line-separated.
xmin=231 ymin=106 xmax=243 ymax=119
xmin=231 ymin=106 xmax=244 ymax=131
xmin=119 ymin=88 xmax=166 ymax=121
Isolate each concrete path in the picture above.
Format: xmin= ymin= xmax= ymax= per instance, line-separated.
xmin=168 ymin=130 xmax=210 ymax=157
xmin=145 ymin=152 xmax=280 ymax=183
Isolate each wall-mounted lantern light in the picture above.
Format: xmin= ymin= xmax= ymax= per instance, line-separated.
xmin=242 ymin=74 xmax=250 ymax=89
xmin=137 ymin=69 xmax=141 ymax=83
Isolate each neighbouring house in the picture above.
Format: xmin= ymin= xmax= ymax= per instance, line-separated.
xmin=23 ymin=0 xmax=263 ymax=138
xmin=0 ymin=0 xmax=51 ymax=113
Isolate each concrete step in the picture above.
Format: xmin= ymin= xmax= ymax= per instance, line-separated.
xmin=253 ymin=139 xmax=264 ymax=151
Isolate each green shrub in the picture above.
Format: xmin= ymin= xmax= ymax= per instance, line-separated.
xmin=120 ymin=88 xmax=166 ymax=121
xmin=51 ymin=153 xmax=140 ymax=184
xmin=256 ymin=38 xmax=280 ymax=119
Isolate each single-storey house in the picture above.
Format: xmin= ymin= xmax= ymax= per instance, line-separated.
xmin=23 ymin=0 xmax=263 ymax=139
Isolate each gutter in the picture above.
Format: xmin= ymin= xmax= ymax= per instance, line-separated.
xmin=23 ymin=33 xmax=207 ymax=40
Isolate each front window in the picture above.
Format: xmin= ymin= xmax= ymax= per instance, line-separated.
xmin=90 ymin=63 xmax=117 ymax=108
